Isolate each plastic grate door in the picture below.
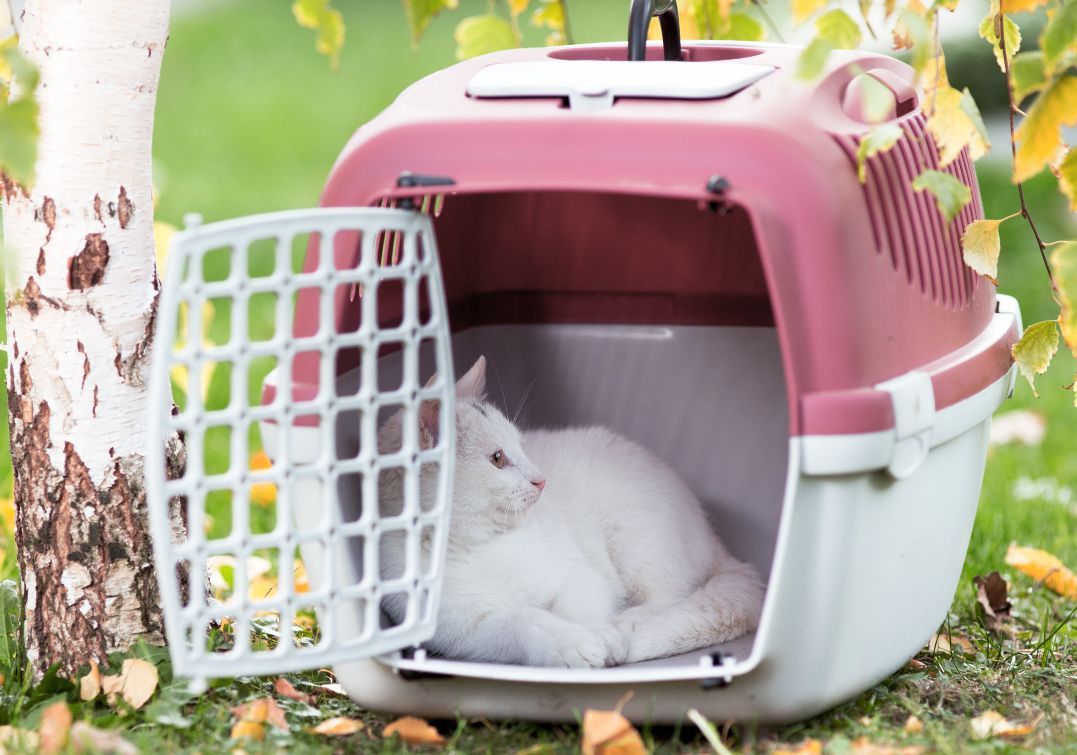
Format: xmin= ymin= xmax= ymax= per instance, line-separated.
xmin=146 ymin=207 xmax=456 ymax=682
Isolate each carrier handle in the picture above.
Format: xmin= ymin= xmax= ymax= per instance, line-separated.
xmin=627 ymin=0 xmax=684 ymax=61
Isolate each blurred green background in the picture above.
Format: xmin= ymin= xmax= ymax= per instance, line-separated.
xmin=0 ymin=0 xmax=1074 ymax=584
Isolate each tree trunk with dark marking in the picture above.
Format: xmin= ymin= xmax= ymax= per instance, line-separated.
xmin=2 ymin=0 xmax=184 ymax=677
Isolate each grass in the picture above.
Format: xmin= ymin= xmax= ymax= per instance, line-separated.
xmin=0 ymin=0 xmax=1074 ymax=752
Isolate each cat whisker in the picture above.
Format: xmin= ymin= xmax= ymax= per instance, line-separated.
xmin=513 ymin=373 xmax=541 ymax=425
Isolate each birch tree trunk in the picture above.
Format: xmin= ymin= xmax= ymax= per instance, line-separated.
xmin=2 ymin=0 xmax=181 ymax=676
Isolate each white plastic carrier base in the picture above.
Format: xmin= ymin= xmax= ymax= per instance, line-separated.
xmin=264 ymin=318 xmax=1014 ymax=725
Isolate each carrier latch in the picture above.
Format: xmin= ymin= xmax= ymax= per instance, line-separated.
xmin=876 ymin=371 xmax=935 ymax=479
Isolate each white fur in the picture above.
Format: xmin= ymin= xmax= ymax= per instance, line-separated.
xmin=377 ymin=356 xmax=764 ymax=668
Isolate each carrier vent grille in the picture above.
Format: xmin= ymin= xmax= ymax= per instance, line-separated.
xmin=834 ymin=114 xmax=983 ymax=309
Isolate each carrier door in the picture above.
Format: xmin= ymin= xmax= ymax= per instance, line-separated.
xmin=146 ymin=207 xmax=456 ymax=683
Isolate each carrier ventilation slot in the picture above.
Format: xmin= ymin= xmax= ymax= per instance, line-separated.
xmin=834 ymin=113 xmax=982 ymax=309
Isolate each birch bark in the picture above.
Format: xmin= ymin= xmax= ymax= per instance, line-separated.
xmin=3 ymin=0 xmax=182 ymax=676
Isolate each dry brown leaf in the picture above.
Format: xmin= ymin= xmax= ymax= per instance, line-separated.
xmin=773 ymin=740 xmax=823 ymax=755
xmin=274 ymin=677 xmax=316 ymax=705
xmin=100 ymin=658 xmax=159 ymax=710
xmin=905 ymin=658 xmax=927 ymax=670
xmin=989 ymin=410 xmax=1046 ymax=447
xmin=79 ymin=660 xmax=102 ymax=702
xmin=38 ymin=701 xmax=72 ymax=755
xmin=581 ymin=705 xmax=647 ymax=755
xmin=1005 ymin=543 xmax=1077 ymax=598
xmin=230 ymin=720 xmax=266 ymax=741
xmin=903 ymin=715 xmax=924 ymax=733
xmin=850 ymin=736 xmax=925 ymax=754
xmin=0 ymin=724 xmax=40 ymax=751
xmin=69 ymin=721 xmax=138 ymax=755
xmin=973 ymin=571 xmax=1012 ymax=630
xmin=383 ymin=716 xmax=445 ymax=746
xmin=970 ymin=710 xmax=1041 ymax=739
xmin=311 ymin=717 xmax=365 ymax=736
xmin=231 ymin=698 xmax=288 ymax=731
xmin=925 ymin=632 xmax=974 ymax=655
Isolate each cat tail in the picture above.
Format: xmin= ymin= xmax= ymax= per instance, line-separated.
xmin=619 ymin=558 xmax=766 ymax=664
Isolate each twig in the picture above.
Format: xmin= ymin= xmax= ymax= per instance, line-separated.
xmin=999 ymin=0 xmax=1055 ymax=288
xmin=751 ymin=0 xmax=784 ymax=43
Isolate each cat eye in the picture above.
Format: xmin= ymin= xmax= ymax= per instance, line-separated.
xmin=489 ymin=450 xmax=507 ymax=469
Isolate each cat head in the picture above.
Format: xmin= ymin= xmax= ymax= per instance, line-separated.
xmin=421 ymin=356 xmax=546 ymax=536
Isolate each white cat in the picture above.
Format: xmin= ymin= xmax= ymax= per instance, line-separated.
xmin=377 ymin=356 xmax=764 ymax=668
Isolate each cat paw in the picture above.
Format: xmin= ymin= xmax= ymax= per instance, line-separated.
xmin=591 ymin=624 xmax=629 ymax=666
xmin=538 ymin=624 xmax=621 ymax=668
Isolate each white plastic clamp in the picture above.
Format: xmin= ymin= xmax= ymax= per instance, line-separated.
xmin=876 ymin=370 xmax=935 ymax=480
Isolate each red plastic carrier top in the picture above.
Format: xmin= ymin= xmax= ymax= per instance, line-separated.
xmin=288 ymin=41 xmax=1015 ymax=438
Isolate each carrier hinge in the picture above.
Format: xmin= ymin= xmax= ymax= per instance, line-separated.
xmin=395 ymin=646 xmax=457 ymax=682
xmin=699 ymin=652 xmax=736 ymax=690
xmin=876 ymin=370 xmax=935 ymax=480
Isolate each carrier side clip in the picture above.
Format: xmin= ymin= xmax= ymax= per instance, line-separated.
xmin=876 ymin=371 xmax=935 ymax=479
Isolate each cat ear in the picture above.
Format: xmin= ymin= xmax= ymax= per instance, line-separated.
xmin=455 ymin=355 xmax=487 ymax=401
xmin=419 ymin=399 xmax=440 ymax=450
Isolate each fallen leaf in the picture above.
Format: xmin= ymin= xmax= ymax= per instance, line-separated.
xmin=850 ymin=736 xmax=925 ymax=754
xmin=925 ymin=631 xmax=974 ymax=655
xmin=383 ymin=716 xmax=445 ymax=746
xmin=249 ymin=451 xmax=277 ymax=505
xmin=311 ymin=717 xmax=365 ymax=736
xmin=581 ymin=709 xmax=645 ymax=755
xmin=101 ymin=658 xmax=159 ymax=710
xmin=230 ymin=720 xmax=266 ymax=741
xmin=989 ymin=410 xmax=1047 ymax=447
xmin=69 ymin=722 xmax=138 ymax=755
xmin=903 ymin=715 xmax=924 ymax=733
xmin=79 ymin=660 xmax=102 ymax=701
xmin=38 ymin=701 xmax=72 ymax=755
xmin=316 ymin=682 xmax=347 ymax=696
xmin=773 ymin=740 xmax=823 ymax=755
xmin=0 ymin=725 xmax=40 ymax=751
xmin=274 ymin=677 xmax=316 ymax=705
xmin=1005 ymin=543 xmax=1077 ymax=598
xmin=231 ymin=698 xmax=288 ymax=732
xmin=905 ymin=658 xmax=927 ymax=670
xmin=973 ymin=572 xmax=1012 ymax=630
xmin=970 ymin=710 xmax=1041 ymax=739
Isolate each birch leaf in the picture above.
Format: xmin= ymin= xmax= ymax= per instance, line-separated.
xmin=38 ymin=702 xmax=71 ymax=755
xmin=959 ymin=88 xmax=991 ymax=161
xmin=1011 ymin=320 xmax=1059 ymax=397
xmin=291 ymin=0 xmax=345 ymax=69
xmin=275 ymin=677 xmax=316 ymax=705
xmin=714 ymin=12 xmax=764 ymax=42
xmin=312 ymin=717 xmax=365 ymax=735
xmin=961 ymin=219 xmax=1004 ymax=281
xmin=383 ymin=716 xmax=445 ymax=745
xmin=856 ymin=124 xmax=903 ymax=182
xmin=79 ymin=660 xmax=102 ymax=702
xmin=1001 ymin=0 xmax=1049 ymax=11
xmin=1011 ymin=51 xmax=1047 ymax=103
xmin=230 ymin=720 xmax=265 ymax=741
xmin=1006 ymin=543 xmax=1077 ymax=598
xmin=796 ymin=37 xmax=832 ymax=80
xmin=1014 ymin=75 xmax=1077 ymax=183
xmin=455 ymin=15 xmax=517 ymax=60
xmin=0 ymin=46 xmax=39 ymax=189
xmin=1041 ymin=0 xmax=1077 ymax=72
xmin=978 ymin=12 xmax=1020 ymax=73
xmin=508 ymin=0 xmax=529 ymax=18
xmin=792 ymin=0 xmax=827 ymax=24
xmin=404 ymin=0 xmax=459 ymax=46
xmin=773 ymin=742 xmax=823 ymax=755
xmin=249 ymin=450 xmax=277 ymax=505
xmin=912 ymin=170 xmax=971 ymax=225
xmin=1056 ymin=148 xmax=1077 ymax=212
xmin=1052 ymin=240 xmax=1077 ymax=405
xmin=581 ymin=709 xmax=646 ymax=755
xmin=816 ymin=9 xmax=861 ymax=49
xmin=970 ymin=709 xmax=1042 ymax=739
xmin=101 ymin=658 xmax=159 ymax=710
xmin=860 ymin=74 xmax=897 ymax=123
xmin=232 ymin=698 xmax=288 ymax=732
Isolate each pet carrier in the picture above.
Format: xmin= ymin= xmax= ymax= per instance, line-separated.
xmin=147 ymin=2 xmax=1022 ymax=725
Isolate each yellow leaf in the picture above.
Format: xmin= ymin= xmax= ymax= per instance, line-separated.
xmin=903 ymin=715 xmax=924 ymax=733
xmin=294 ymin=558 xmax=310 ymax=593
xmin=792 ymin=0 xmax=827 ymax=24
xmin=38 ymin=702 xmax=71 ymax=755
xmin=970 ymin=709 xmax=1041 ymax=739
xmin=230 ymin=720 xmax=265 ymax=741
xmin=249 ymin=575 xmax=279 ymax=602
xmin=849 ymin=737 xmax=925 ymax=754
xmin=0 ymin=497 xmax=14 ymax=532
xmin=1005 ymin=543 xmax=1077 ymax=598
xmin=311 ymin=717 xmax=365 ymax=735
xmin=1056 ymin=148 xmax=1077 ymax=212
xmin=291 ymin=0 xmax=345 ymax=69
xmin=1014 ymin=75 xmax=1077 ymax=183
xmin=774 ymin=741 xmax=823 ymax=755
xmin=232 ymin=698 xmax=288 ymax=731
xmin=454 ymin=15 xmax=517 ymax=60
xmin=79 ymin=660 xmax=102 ymax=702
xmin=1053 ymin=241 xmax=1077 ymax=405
xmin=961 ymin=219 xmax=1004 ymax=281
xmin=581 ymin=709 xmax=646 ymax=755
xmin=927 ymin=86 xmax=989 ymax=167
xmin=857 ymin=124 xmax=903 ymax=183
xmin=249 ymin=450 xmax=277 ymax=505
xmin=508 ymin=0 xmax=529 ymax=18
xmin=383 ymin=716 xmax=445 ymax=745
xmin=1011 ymin=320 xmax=1060 ymax=397
xmin=1002 ymin=0 xmax=1049 ymax=11
xmin=978 ymin=12 xmax=1020 ymax=73
xmin=101 ymin=658 xmax=159 ymax=710
xmin=925 ymin=631 xmax=974 ymax=655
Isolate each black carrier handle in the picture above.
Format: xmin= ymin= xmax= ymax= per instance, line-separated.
xmin=627 ymin=0 xmax=684 ymax=62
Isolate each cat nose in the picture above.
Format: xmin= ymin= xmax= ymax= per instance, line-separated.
xmin=531 ymin=477 xmax=546 ymax=492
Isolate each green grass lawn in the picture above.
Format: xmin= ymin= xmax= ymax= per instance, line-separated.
xmin=0 ymin=1 xmax=1074 ymax=752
